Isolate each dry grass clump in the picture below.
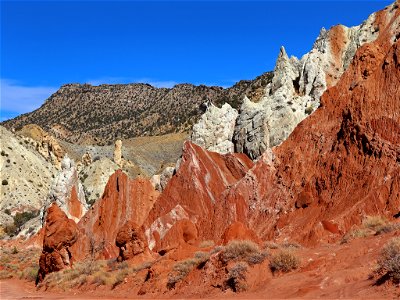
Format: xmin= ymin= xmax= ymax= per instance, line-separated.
xmin=269 ymin=250 xmax=300 ymax=273
xmin=167 ymin=258 xmax=198 ymax=289
xmin=362 ymin=215 xmax=388 ymax=230
xmin=341 ymin=216 xmax=397 ymax=243
xmin=221 ymin=240 xmax=266 ymax=265
xmin=225 ymin=262 xmax=249 ymax=292
xmin=0 ymin=247 xmax=40 ymax=280
xmin=39 ymin=257 xmax=158 ymax=291
xmin=167 ymin=251 xmax=212 ymax=289
xmin=264 ymin=241 xmax=279 ymax=249
xmin=198 ymin=240 xmax=215 ymax=248
xmin=375 ymin=237 xmax=400 ymax=284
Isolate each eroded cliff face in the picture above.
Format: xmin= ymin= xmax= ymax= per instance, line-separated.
xmin=70 ymin=170 xmax=159 ymax=260
xmin=143 ymin=141 xmax=254 ymax=251
xmin=41 ymin=156 xmax=87 ymax=224
xmin=220 ymin=2 xmax=400 ymax=244
xmin=233 ymin=6 xmax=388 ymax=159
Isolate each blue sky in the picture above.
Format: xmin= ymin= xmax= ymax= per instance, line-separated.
xmin=1 ymin=0 xmax=392 ymax=121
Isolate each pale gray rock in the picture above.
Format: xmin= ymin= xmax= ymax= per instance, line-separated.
xmin=151 ymin=166 xmax=175 ymax=192
xmin=233 ymin=10 xmax=382 ymax=159
xmin=191 ymin=103 xmax=238 ymax=154
xmin=79 ymin=157 xmax=119 ymax=205
xmin=0 ymin=126 xmax=57 ymax=213
xmin=41 ymin=155 xmax=87 ymax=223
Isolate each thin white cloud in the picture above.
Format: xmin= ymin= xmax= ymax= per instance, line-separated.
xmin=0 ymin=79 xmax=57 ymax=116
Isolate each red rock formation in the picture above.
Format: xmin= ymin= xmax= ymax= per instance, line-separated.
xmin=37 ymin=204 xmax=78 ymax=282
xmin=115 ymin=221 xmax=148 ymax=261
xmin=143 ymin=141 xmax=254 ymax=251
xmin=217 ymin=4 xmax=400 ymax=245
xmin=221 ymin=222 xmax=261 ymax=245
xmin=71 ymin=170 xmax=159 ymax=260
xmin=67 ymin=186 xmax=85 ymax=221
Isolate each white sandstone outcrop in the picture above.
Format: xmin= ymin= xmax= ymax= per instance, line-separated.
xmin=0 ymin=126 xmax=57 ymax=213
xmin=191 ymin=102 xmax=238 ymax=154
xmin=233 ymin=11 xmax=382 ymax=159
xmin=41 ymin=155 xmax=87 ymax=223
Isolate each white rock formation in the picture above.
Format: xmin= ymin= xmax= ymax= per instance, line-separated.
xmin=114 ymin=139 xmax=122 ymax=167
xmin=191 ymin=102 xmax=238 ymax=154
xmin=150 ymin=166 xmax=175 ymax=192
xmin=233 ymin=9 xmax=382 ymax=159
xmin=41 ymin=155 xmax=87 ymax=223
xmin=79 ymin=157 xmax=119 ymax=204
xmin=0 ymin=126 xmax=57 ymax=213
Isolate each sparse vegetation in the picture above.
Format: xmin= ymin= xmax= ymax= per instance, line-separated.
xmin=221 ymin=240 xmax=266 ymax=265
xmin=269 ymin=250 xmax=300 ymax=273
xmin=225 ymin=262 xmax=249 ymax=292
xmin=375 ymin=237 xmax=400 ymax=284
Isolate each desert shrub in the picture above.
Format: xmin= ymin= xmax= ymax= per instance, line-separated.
xmin=221 ymin=240 xmax=266 ymax=265
xmin=24 ymin=266 xmax=39 ymax=282
xmin=264 ymin=241 xmax=279 ymax=249
xmin=281 ymin=241 xmax=302 ymax=249
xmin=375 ymin=223 xmax=400 ymax=235
xmin=112 ymin=269 xmax=128 ymax=289
xmin=226 ymin=261 xmax=248 ymax=292
xmin=11 ymin=246 xmax=18 ymax=254
xmin=167 ymin=258 xmax=198 ymax=289
xmin=269 ymin=250 xmax=300 ymax=273
xmin=199 ymin=240 xmax=215 ymax=248
xmin=341 ymin=228 xmax=370 ymax=244
xmin=131 ymin=261 xmax=154 ymax=273
xmin=363 ymin=215 xmax=388 ymax=230
xmin=2 ymin=179 xmax=8 ymax=185
xmin=376 ymin=237 xmax=400 ymax=283
xmin=13 ymin=210 xmax=38 ymax=231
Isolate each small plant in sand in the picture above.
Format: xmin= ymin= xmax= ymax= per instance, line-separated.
xmin=375 ymin=237 xmax=400 ymax=284
xmin=269 ymin=250 xmax=300 ymax=273
xmin=225 ymin=261 xmax=249 ymax=292
xmin=221 ymin=240 xmax=266 ymax=265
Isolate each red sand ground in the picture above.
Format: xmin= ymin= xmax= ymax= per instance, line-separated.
xmin=1 ymin=230 xmax=399 ymax=299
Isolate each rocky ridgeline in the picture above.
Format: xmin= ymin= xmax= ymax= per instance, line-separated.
xmin=2 ymin=73 xmax=272 ymax=145
xmin=192 ymin=8 xmax=383 ymax=159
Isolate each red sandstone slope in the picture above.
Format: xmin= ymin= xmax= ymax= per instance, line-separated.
xmin=71 ymin=170 xmax=159 ymax=260
xmin=218 ymin=3 xmax=400 ymax=245
xmin=143 ymin=141 xmax=254 ymax=251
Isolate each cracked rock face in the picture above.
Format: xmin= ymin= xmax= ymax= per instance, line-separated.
xmin=42 ymin=155 xmax=87 ymax=223
xmin=191 ymin=103 xmax=238 ymax=154
xmin=233 ymin=9 xmax=382 ymax=159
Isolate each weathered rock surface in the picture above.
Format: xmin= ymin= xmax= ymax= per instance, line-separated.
xmin=71 ymin=170 xmax=159 ymax=260
xmin=37 ymin=203 xmax=79 ymax=282
xmin=150 ymin=166 xmax=175 ymax=192
xmin=144 ymin=141 xmax=254 ymax=251
xmin=41 ymin=156 xmax=87 ymax=223
xmin=16 ymin=124 xmax=65 ymax=169
xmin=220 ymin=3 xmax=400 ymax=244
xmin=115 ymin=221 xmax=148 ymax=261
xmin=191 ymin=103 xmax=238 ymax=154
xmin=113 ymin=139 xmax=122 ymax=167
xmin=79 ymin=157 xmax=119 ymax=205
xmin=0 ymin=126 xmax=57 ymax=214
xmin=233 ymin=7 xmax=386 ymax=159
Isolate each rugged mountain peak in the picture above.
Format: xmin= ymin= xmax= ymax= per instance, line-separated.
xmin=232 ymin=5 xmax=390 ymax=159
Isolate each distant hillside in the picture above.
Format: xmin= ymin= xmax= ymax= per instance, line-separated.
xmin=2 ymin=72 xmax=272 ymax=145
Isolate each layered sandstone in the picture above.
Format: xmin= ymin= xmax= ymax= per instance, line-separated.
xmin=143 ymin=141 xmax=254 ymax=251
xmin=71 ymin=170 xmax=159 ymax=260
